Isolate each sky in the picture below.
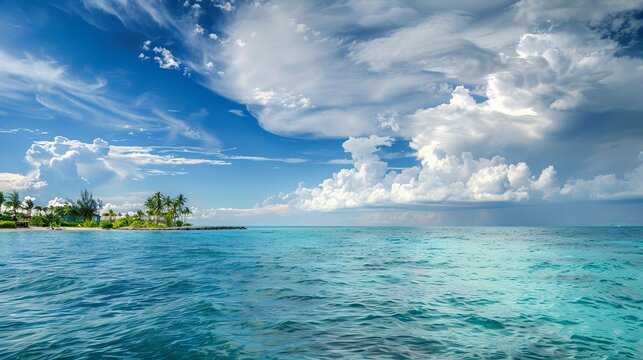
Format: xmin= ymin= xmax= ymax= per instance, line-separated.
xmin=0 ymin=0 xmax=642 ymax=226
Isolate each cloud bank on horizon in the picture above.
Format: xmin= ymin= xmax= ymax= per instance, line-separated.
xmin=0 ymin=0 xmax=642 ymax=223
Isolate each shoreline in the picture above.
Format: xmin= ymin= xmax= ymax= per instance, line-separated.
xmin=0 ymin=226 xmax=246 ymax=231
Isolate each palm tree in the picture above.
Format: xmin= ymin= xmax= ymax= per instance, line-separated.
xmin=6 ymin=191 xmax=21 ymax=220
xmin=181 ymin=206 xmax=192 ymax=226
xmin=140 ymin=192 xmax=192 ymax=227
xmin=144 ymin=192 xmax=164 ymax=224
xmin=102 ymin=209 xmax=117 ymax=221
xmin=34 ymin=205 xmax=44 ymax=216
xmin=172 ymin=194 xmax=191 ymax=225
xmin=61 ymin=204 xmax=78 ymax=223
xmin=23 ymin=198 xmax=34 ymax=218
xmin=134 ymin=209 xmax=145 ymax=221
xmin=0 ymin=192 xmax=4 ymax=214
xmin=165 ymin=195 xmax=184 ymax=226
xmin=173 ymin=194 xmax=188 ymax=225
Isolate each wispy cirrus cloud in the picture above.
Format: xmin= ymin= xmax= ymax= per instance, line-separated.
xmin=0 ymin=128 xmax=48 ymax=135
xmin=228 ymin=109 xmax=246 ymax=117
xmin=0 ymin=50 xmax=214 ymax=143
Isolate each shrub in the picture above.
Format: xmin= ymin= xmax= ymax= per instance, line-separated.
xmin=112 ymin=218 xmax=130 ymax=229
xmin=81 ymin=219 xmax=98 ymax=228
xmin=100 ymin=221 xmax=113 ymax=229
xmin=30 ymin=215 xmax=47 ymax=227
xmin=0 ymin=221 xmax=16 ymax=229
xmin=129 ymin=220 xmax=146 ymax=228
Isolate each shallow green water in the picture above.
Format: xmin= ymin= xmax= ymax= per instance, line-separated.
xmin=0 ymin=227 xmax=641 ymax=358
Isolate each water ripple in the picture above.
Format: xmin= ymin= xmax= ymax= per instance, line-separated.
xmin=0 ymin=226 xmax=641 ymax=358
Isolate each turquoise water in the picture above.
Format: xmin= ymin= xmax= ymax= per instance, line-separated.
xmin=0 ymin=227 xmax=641 ymax=359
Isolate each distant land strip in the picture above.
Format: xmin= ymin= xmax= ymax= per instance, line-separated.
xmin=117 ymin=226 xmax=247 ymax=231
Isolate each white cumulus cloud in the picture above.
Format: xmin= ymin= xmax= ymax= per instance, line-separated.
xmin=3 ymin=137 xmax=230 ymax=196
xmin=265 ymin=136 xmax=641 ymax=211
xmin=152 ymin=46 xmax=181 ymax=70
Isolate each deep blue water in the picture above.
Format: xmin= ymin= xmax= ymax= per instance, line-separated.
xmin=0 ymin=227 xmax=641 ymax=359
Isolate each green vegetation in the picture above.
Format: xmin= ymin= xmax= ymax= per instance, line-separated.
xmin=101 ymin=192 xmax=192 ymax=229
xmin=77 ymin=190 xmax=102 ymax=223
xmin=0 ymin=189 xmax=192 ymax=230
xmin=143 ymin=192 xmax=191 ymax=227
xmin=0 ymin=189 xmax=101 ymax=227
xmin=7 ymin=191 xmax=20 ymax=220
xmin=0 ymin=220 xmax=16 ymax=229
xmin=23 ymin=198 xmax=34 ymax=218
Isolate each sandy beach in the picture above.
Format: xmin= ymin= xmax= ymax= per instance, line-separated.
xmin=0 ymin=226 xmax=245 ymax=231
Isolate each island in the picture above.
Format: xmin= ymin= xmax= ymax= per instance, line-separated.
xmin=0 ymin=190 xmax=244 ymax=231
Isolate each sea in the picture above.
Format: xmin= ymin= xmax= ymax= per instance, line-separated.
xmin=0 ymin=227 xmax=641 ymax=359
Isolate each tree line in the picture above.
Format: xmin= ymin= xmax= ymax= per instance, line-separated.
xmin=0 ymin=190 xmax=192 ymax=229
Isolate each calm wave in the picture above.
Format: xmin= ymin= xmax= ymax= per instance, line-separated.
xmin=0 ymin=227 xmax=641 ymax=358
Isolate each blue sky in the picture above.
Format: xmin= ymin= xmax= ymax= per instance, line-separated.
xmin=0 ymin=0 xmax=642 ymax=225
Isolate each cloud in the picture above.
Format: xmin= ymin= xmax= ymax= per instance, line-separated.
xmin=264 ymin=136 xmax=641 ymax=211
xmin=162 ymin=0 xmax=641 ymax=158
xmin=219 ymin=154 xmax=306 ymax=163
xmin=78 ymin=0 xmax=179 ymax=31
xmin=47 ymin=197 xmax=71 ymax=208
xmin=21 ymin=195 xmax=36 ymax=207
xmin=76 ymin=0 xmax=643 ymax=143
xmin=266 ymin=136 xmax=558 ymax=211
xmin=350 ymin=12 xmax=504 ymax=83
xmin=152 ymin=46 xmax=181 ymax=70
xmin=228 ymin=109 xmax=245 ymax=117
xmin=252 ymin=88 xmax=312 ymax=110
xmin=514 ymin=0 xmax=643 ymax=22
xmin=151 ymin=109 xmax=218 ymax=146
xmin=561 ymin=152 xmax=643 ymax=200
xmin=0 ymin=172 xmax=45 ymax=192
xmin=487 ymin=31 xmax=643 ymax=113
xmin=164 ymin=146 xmax=308 ymax=163
xmin=71 ymin=0 xmax=643 ymax=212
xmin=0 ymin=128 xmax=48 ymax=135
xmin=404 ymin=86 xmax=547 ymax=158
xmin=0 ymin=49 xmax=214 ymax=142
xmin=327 ymin=159 xmax=353 ymax=165
xmin=2 ymin=136 xmax=230 ymax=196
xmin=213 ymin=1 xmax=234 ymax=12
xmin=1 ymin=136 xmax=314 ymax=195
xmin=194 ymin=23 xmax=204 ymax=35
